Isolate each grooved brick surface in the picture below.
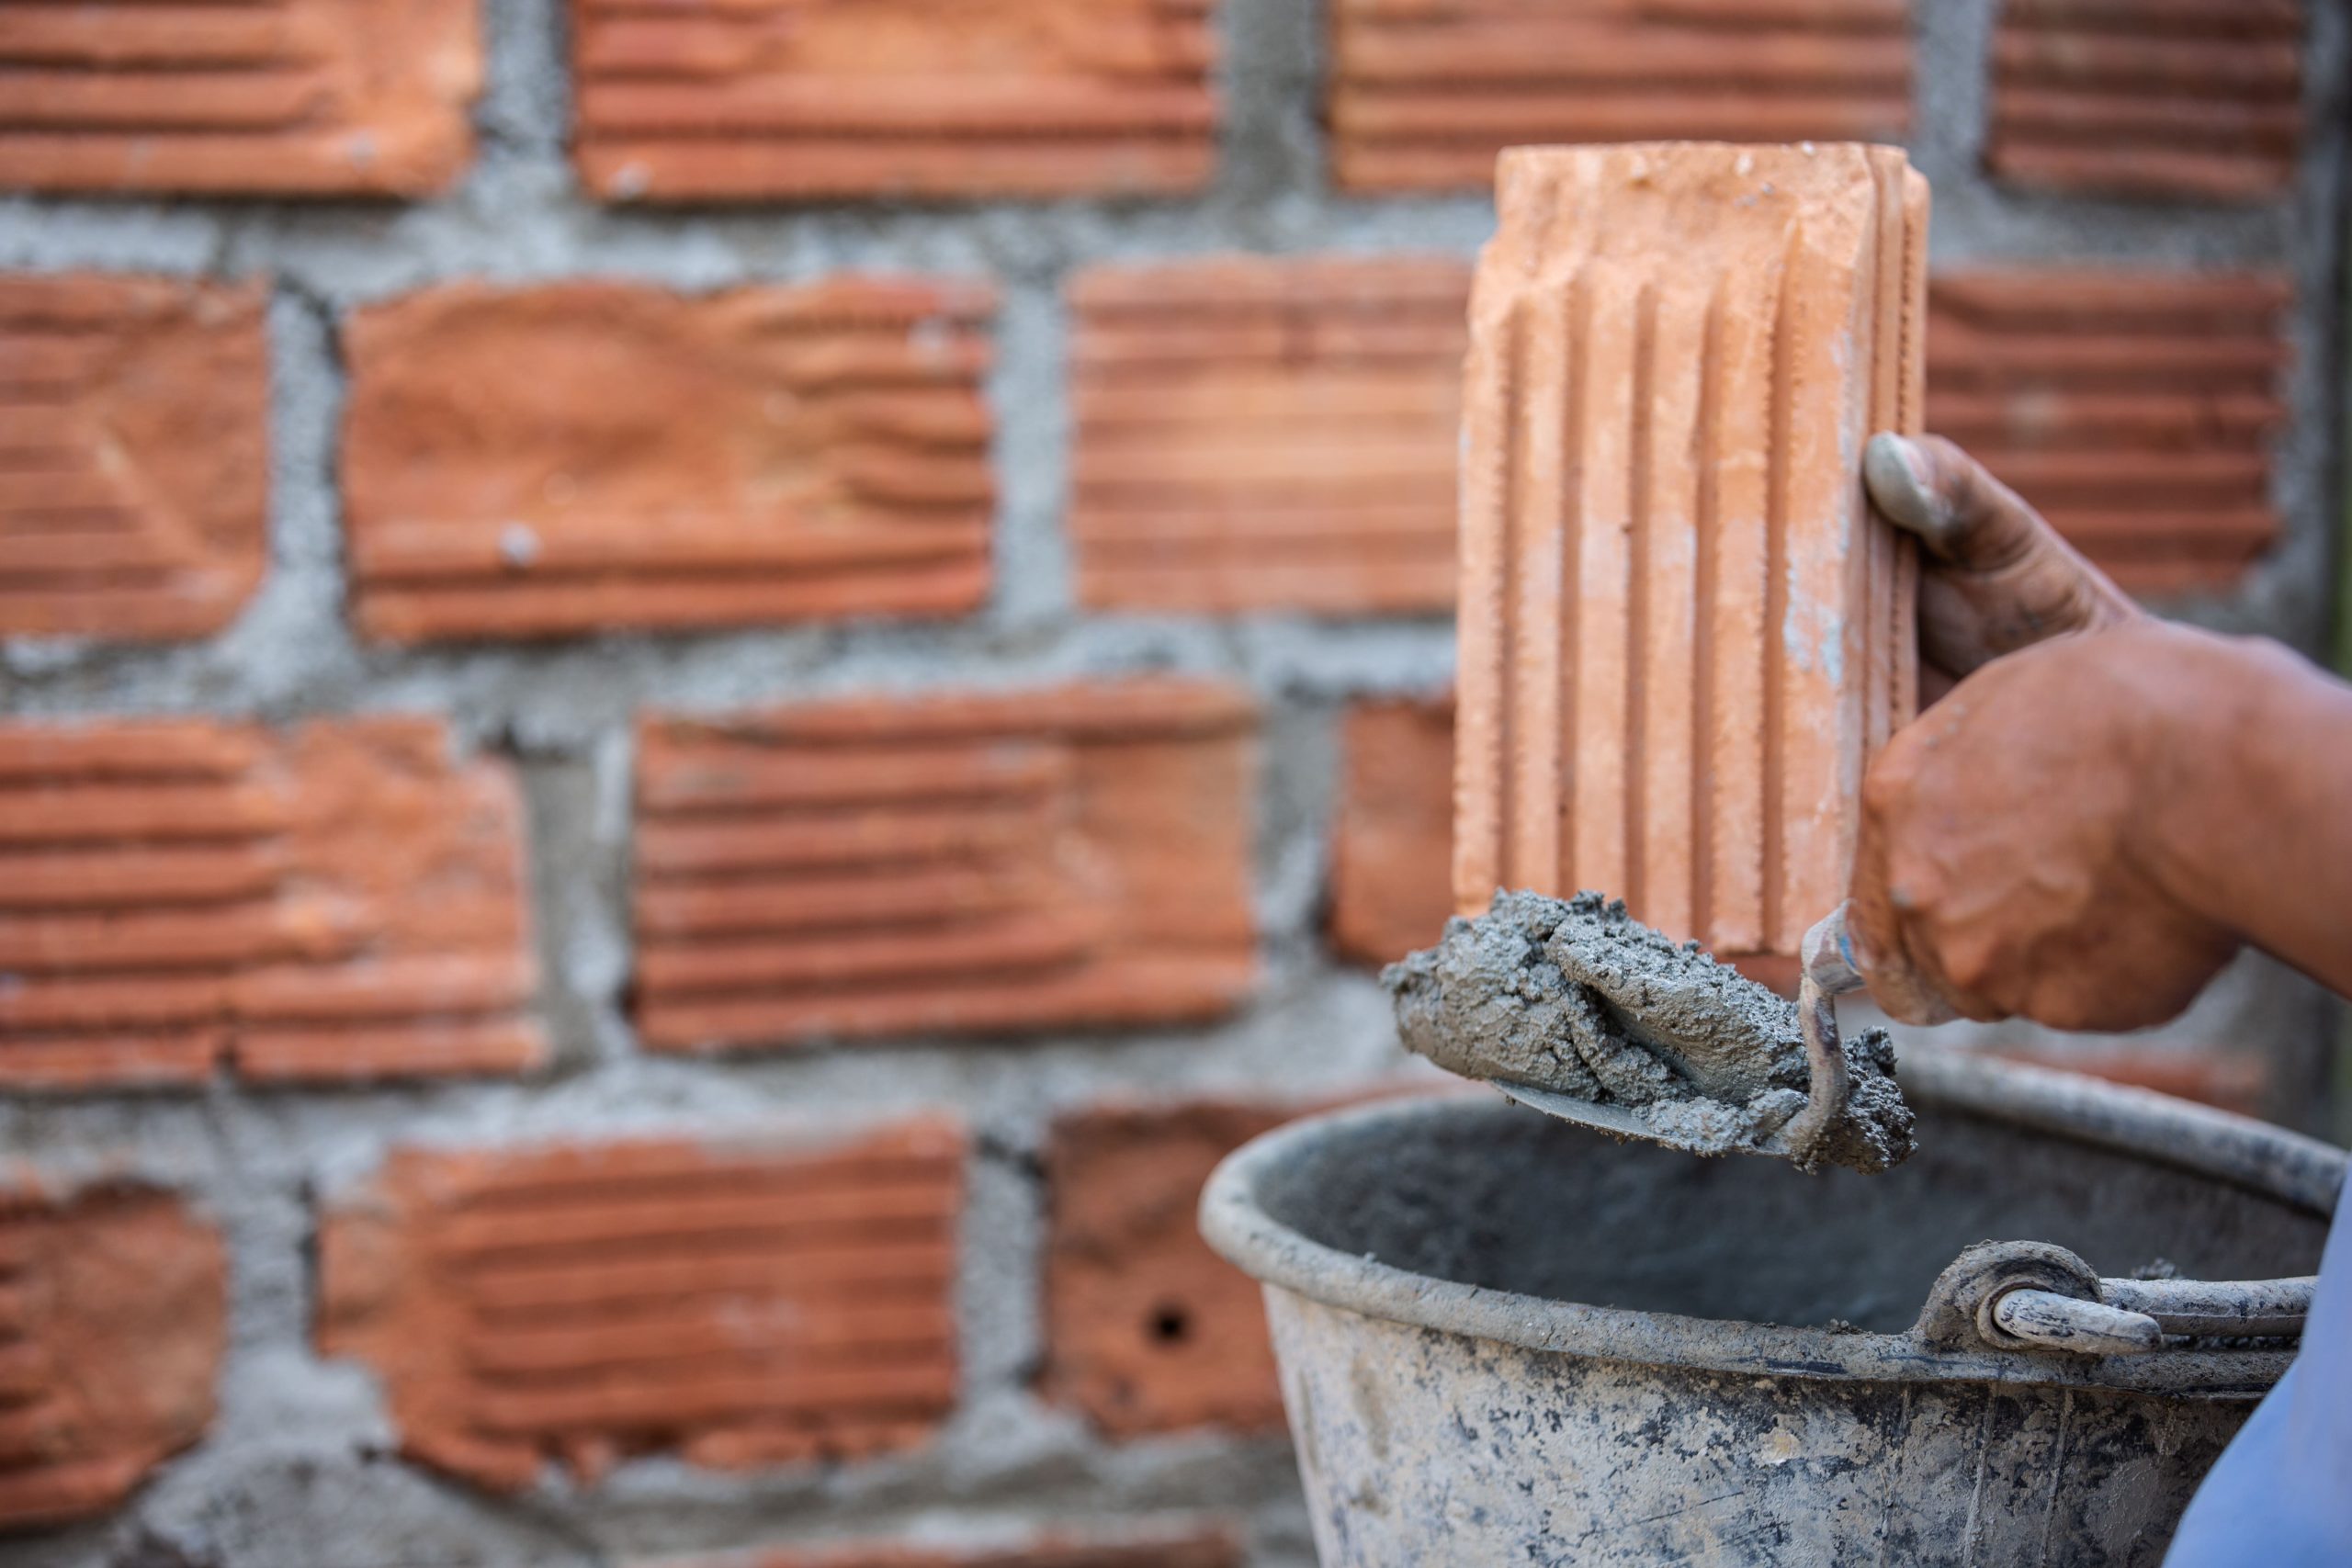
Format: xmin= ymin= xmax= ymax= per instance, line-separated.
xmin=1328 ymin=696 xmax=1455 ymax=967
xmin=0 ymin=0 xmax=480 ymax=197
xmin=571 ymin=0 xmax=1218 ymax=203
xmin=1985 ymin=0 xmax=2305 ymax=202
xmin=1329 ymin=0 xmax=1913 ymax=194
xmin=1040 ymin=1101 xmax=1288 ymax=1438
xmin=1067 ymin=256 xmax=1470 ymax=615
xmin=1927 ymin=270 xmax=2292 ymax=596
xmin=0 ymin=1186 xmax=224 ymax=1529
xmin=650 ymin=1532 xmax=1242 ymax=1568
xmin=0 ymin=716 xmax=545 ymax=1089
xmin=0 ymin=275 xmax=267 ymax=641
xmin=343 ymin=279 xmax=998 ymax=644
xmin=317 ymin=1118 xmax=966 ymax=1490
xmin=633 ymin=681 xmax=1258 ymax=1053
xmin=1455 ymin=144 xmax=1927 ymax=961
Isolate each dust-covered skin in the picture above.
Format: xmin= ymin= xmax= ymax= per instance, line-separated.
xmin=1383 ymin=889 xmax=1916 ymax=1173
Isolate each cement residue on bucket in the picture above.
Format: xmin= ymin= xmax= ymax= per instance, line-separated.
xmin=1383 ymin=890 xmax=1916 ymax=1174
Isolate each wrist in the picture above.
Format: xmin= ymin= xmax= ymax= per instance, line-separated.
xmin=2132 ymin=625 xmax=2352 ymax=964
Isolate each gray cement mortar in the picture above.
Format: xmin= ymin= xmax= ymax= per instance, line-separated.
xmin=0 ymin=0 xmax=2345 ymax=1562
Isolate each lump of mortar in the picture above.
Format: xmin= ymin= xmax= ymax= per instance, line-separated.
xmin=1384 ymin=889 xmax=1916 ymax=1174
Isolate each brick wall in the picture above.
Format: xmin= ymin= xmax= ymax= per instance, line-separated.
xmin=0 ymin=0 xmax=2344 ymax=1562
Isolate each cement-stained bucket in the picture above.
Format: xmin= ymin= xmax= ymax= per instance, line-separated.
xmin=1200 ymin=1051 xmax=2343 ymax=1567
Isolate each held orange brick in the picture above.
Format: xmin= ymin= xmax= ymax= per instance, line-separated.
xmin=1985 ymin=0 xmax=2305 ymax=202
xmin=1068 ymin=256 xmax=1471 ymax=616
xmin=0 ymin=1184 xmax=225 ymax=1529
xmin=645 ymin=1532 xmax=1242 ymax=1568
xmin=1926 ymin=269 xmax=2292 ymax=597
xmin=317 ymin=1118 xmax=967 ymax=1490
xmin=1327 ymin=695 xmax=1454 ymax=967
xmin=1040 ymin=1100 xmax=1291 ymax=1438
xmin=571 ymin=0 xmax=1218 ymax=203
xmin=0 ymin=716 xmax=546 ymax=1089
xmin=1329 ymin=0 xmax=1913 ymax=194
xmin=342 ymin=279 xmax=999 ymax=643
xmin=0 ymin=275 xmax=267 ymax=641
xmin=632 ymin=679 xmax=1258 ymax=1053
xmin=0 ymin=0 xmax=480 ymax=197
xmin=1454 ymin=143 xmax=1927 ymax=964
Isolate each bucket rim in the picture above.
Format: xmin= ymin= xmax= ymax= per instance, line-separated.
xmin=1200 ymin=1050 xmax=2344 ymax=1396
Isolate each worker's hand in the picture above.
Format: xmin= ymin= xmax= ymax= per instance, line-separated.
xmin=1847 ymin=619 xmax=2244 ymax=1031
xmin=1863 ymin=433 xmax=2142 ymax=686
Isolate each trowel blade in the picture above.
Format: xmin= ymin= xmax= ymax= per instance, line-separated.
xmin=1488 ymin=1078 xmax=1797 ymax=1160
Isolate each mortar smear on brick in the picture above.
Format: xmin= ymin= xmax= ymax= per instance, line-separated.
xmin=0 ymin=0 xmax=481 ymax=197
xmin=571 ymin=0 xmax=1219 ymax=203
xmin=0 ymin=275 xmax=268 ymax=642
xmin=0 ymin=716 xmax=545 ymax=1089
xmin=1985 ymin=0 xmax=2305 ymax=202
xmin=1328 ymin=0 xmax=1912 ymax=194
xmin=1454 ymin=142 xmax=1926 ymax=960
xmin=342 ymin=278 xmax=999 ymax=644
xmin=632 ymin=680 xmax=1258 ymax=1054
xmin=317 ymin=1117 xmax=967 ymax=1491
xmin=0 ymin=1185 xmax=224 ymax=1530
xmin=1927 ymin=269 xmax=2293 ymax=597
xmin=1067 ymin=255 xmax=1469 ymax=615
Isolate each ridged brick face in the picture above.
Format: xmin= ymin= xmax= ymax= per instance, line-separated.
xmin=0 ymin=0 xmax=480 ymax=197
xmin=316 ymin=1118 xmax=966 ymax=1490
xmin=1067 ymin=256 xmax=1470 ymax=615
xmin=1454 ymin=143 xmax=1926 ymax=962
xmin=1327 ymin=696 xmax=1455 ymax=967
xmin=0 ymin=1187 xmax=224 ymax=1529
xmin=632 ymin=681 xmax=1259 ymax=1054
xmin=570 ymin=0 xmax=1218 ymax=203
xmin=1328 ymin=0 xmax=1913 ymax=194
xmin=1985 ymin=0 xmax=2305 ymax=202
xmin=0 ymin=717 xmax=544 ymax=1089
xmin=341 ymin=279 xmax=998 ymax=643
xmin=650 ymin=1534 xmax=1243 ymax=1568
xmin=1926 ymin=270 xmax=2291 ymax=596
xmin=0 ymin=275 xmax=267 ymax=641
xmin=1040 ymin=1101 xmax=1289 ymax=1438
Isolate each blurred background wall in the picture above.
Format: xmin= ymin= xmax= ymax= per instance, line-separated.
xmin=0 ymin=1 xmax=2345 ymax=1564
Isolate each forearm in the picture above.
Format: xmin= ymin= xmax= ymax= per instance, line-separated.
xmin=2143 ymin=629 xmax=2352 ymax=997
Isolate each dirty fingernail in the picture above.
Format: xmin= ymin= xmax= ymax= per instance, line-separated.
xmin=1863 ymin=433 xmax=1941 ymax=539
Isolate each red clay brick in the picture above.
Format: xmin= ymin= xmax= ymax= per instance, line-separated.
xmin=1068 ymin=256 xmax=1470 ymax=615
xmin=1328 ymin=695 xmax=1454 ymax=967
xmin=1927 ymin=270 xmax=2292 ymax=597
xmin=1329 ymin=0 xmax=1912 ymax=194
xmin=1985 ymin=0 xmax=2304 ymax=201
xmin=317 ymin=1117 xmax=967 ymax=1491
xmin=0 ymin=1184 xmax=224 ymax=1529
xmin=0 ymin=275 xmax=267 ymax=641
xmin=342 ymin=278 xmax=998 ymax=643
xmin=0 ymin=716 xmax=545 ymax=1089
xmin=0 ymin=0 xmax=480 ymax=197
xmin=571 ymin=0 xmax=1218 ymax=203
xmin=632 ymin=680 xmax=1258 ymax=1053
xmin=1040 ymin=1100 xmax=1289 ymax=1438
xmin=1987 ymin=1046 xmax=2270 ymax=1118
xmin=653 ymin=1535 xmax=1241 ymax=1568
xmin=1455 ymin=144 xmax=1927 ymax=963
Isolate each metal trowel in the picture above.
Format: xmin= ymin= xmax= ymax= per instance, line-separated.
xmin=1385 ymin=894 xmax=1911 ymax=1174
xmin=1487 ymin=905 xmax=1871 ymax=1168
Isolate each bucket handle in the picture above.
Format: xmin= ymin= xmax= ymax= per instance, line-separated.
xmin=1917 ymin=1240 xmax=2315 ymax=1357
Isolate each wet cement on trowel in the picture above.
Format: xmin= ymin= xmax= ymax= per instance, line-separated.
xmin=1384 ymin=889 xmax=1916 ymax=1174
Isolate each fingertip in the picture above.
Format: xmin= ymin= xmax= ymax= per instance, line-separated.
xmin=1863 ymin=432 xmax=1943 ymax=542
